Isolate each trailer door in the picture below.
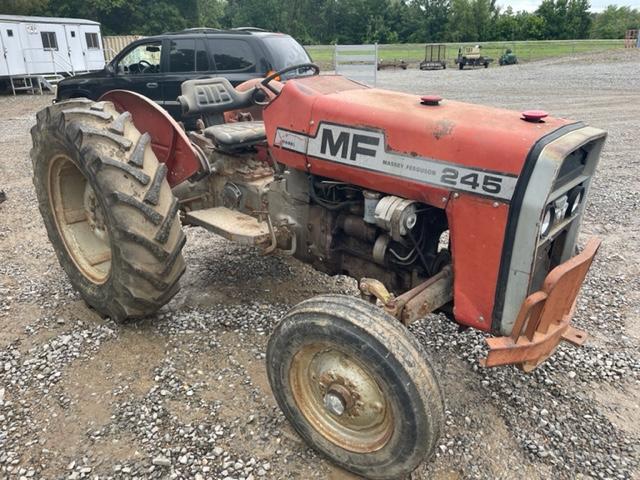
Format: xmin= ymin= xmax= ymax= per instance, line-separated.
xmin=0 ymin=24 xmax=25 ymax=76
xmin=79 ymin=25 xmax=104 ymax=71
xmin=64 ymin=25 xmax=86 ymax=73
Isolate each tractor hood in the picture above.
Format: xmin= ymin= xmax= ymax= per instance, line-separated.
xmin=265 ymin=75 xmax=575 ymax=204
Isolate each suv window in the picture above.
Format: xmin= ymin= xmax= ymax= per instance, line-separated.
xmin=208 ymin=39 xmax=256 ymax=72
xmin=118 ymin=41 xmax=162 ymax=74
xmin=262 ymin=35 xmax=311 ymax=71
xmin=195 ymin=39 xmax=210 ymax=72
xmin=169 ymin=39 xmax=196 ymax=73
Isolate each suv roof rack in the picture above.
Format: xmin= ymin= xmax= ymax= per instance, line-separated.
xmin=232 ymin=27 xmax=268 ymax=32
xmin=177 ymin=27 xmax=224 ymax=34
xmin=162 ymin=27 xmax=255 ymax=35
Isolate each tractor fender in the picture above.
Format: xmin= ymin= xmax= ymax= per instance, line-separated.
xmin=99 ymin=89 xmax=203 ymax=187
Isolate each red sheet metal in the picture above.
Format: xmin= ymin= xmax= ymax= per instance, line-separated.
xmin=99 ymin=90 xmax=200 ymax=186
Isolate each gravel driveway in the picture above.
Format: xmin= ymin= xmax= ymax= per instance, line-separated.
xmin=0 ymin=49 xmax=638 ymax=480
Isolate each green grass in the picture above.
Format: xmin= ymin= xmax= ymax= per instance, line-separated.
xmin=305 ymin=39 xmax=625 ymax=68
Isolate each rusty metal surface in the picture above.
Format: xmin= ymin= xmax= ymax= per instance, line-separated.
xmin=358 ymin=267 xmax=453 ymax=325
xmin=400 ymin=267 xmax=453 ymax=324
xmin=359 ymin=278 xmax=393 ymax=305
xmin=288 ymin=343 xmax=394 ymax=453
xmin=481 ymin=237 xmax=601 ymax=371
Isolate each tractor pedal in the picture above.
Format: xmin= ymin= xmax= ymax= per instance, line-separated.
xmin=185 ymin=207 xmax=271 ymax=246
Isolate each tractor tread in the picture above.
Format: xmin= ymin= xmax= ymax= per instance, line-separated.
xmin=63 ymin=108 xmax=113 ymax=121
xmin=95 ymin=154 xmax=151 ymax=185
xmin=30 ymin=97 xmax=186 ymax=322
xmin=144 ymin=163 xmax=167 ymax=205
xmin=161 ymin=232 xmax=186 ymax=275
xmin=89 ymin=101 xmax=106 ymax=111
xmin=72 ymin=124 xmax=133 ymax=150
xmin=155 ymin=197 xmax=179 ymax=244
xmin=122 ymin=261 xmax=170 ymax=291
xmin=109 ymin=111 xmax=132 ymax=135
xmin=130 ymin=132 xmax=150 ymax=167
xmin=118 ymin=228 xmax=170 ymax=261
xmin=111 ymin=192 xmax=163 ymax=225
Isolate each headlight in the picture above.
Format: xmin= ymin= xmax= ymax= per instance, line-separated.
xmin=540 ymin=207 xmax=554 ymax=237
xmin=568 ymin=188 xmax=583 ymax=216
xmin=554 ymin=194 xmax=569 ymax=220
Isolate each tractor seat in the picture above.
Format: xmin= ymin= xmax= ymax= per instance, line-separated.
xmin=204 ymin=121 xmax=266 ymax=151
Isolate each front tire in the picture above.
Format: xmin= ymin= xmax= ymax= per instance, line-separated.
xmin=31 ymin=99 xmax=186 ymax=321
xmin=267 ymin=295 xmax=444 ymax=480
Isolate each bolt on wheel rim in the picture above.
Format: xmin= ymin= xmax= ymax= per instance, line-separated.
xmin=48 ymin=154 xmax=112 ymax=284
xmin=289 ymin=343 xmax=394 ymax=453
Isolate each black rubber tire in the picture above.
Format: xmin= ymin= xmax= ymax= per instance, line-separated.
xmin=458 ymin=62 xmax=464 ymax=70
xmin=30 ymin=98 xmax=186 ymax=321
xmin=267 ymin=295 xmax=444 ymax=480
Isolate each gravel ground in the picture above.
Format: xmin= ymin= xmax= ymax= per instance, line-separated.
xmin=0 ymin=49 xmax=639 ymax=480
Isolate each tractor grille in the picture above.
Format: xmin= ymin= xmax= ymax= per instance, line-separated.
xmin=529 ymin=142 xmax=594 ymax=295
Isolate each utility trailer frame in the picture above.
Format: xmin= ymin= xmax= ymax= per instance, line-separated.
xmin=419 ymin=44 xmax=447 ymax=70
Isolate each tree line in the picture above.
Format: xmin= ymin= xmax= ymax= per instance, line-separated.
xmin=3 ymin=0 xmax=639 ymax=43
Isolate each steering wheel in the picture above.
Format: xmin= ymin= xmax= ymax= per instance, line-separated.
xmin=138 ymin=59 xmax=153 ymax=73
xmin=260 ymin=63 xmax=320 ymax=95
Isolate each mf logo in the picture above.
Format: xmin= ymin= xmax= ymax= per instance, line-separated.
xmin=319 ymin=126 xmax=380 ymax=161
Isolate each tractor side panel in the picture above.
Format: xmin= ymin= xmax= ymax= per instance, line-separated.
xmin=446 ymin=195 xmax=509 ymax=331
xmin=263 ymin=81 xmax=319 ymax=172
xmin=263 ymin=76 xmax=575 ymax=333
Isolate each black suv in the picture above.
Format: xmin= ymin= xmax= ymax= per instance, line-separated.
xmin=56 ymin=28 xmax=312 ymax=120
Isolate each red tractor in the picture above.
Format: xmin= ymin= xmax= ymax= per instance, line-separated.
xmin=31 ymin=63 xmax=605 ymax=479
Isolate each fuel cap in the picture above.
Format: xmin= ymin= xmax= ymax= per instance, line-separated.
xmin=521 ymin=110 xmax=548 ymax=123
xmin=421 ymin=95 xmax=442 ymax=106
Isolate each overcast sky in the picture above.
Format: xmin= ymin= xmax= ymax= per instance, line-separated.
xmin=498 ymin=0 xmax=640 ymax=12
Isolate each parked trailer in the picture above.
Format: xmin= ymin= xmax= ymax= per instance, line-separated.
xmin=377 ymin=59 xmax=408 ymax=70
xmin=419 ymin=44 xmax=447 ymax=70
xmin=0 ymin=14 xmax=105 ymax=93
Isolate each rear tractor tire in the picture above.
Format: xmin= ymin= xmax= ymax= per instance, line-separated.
xmin=30 ymin=98 xmax=186 ymax=321
xmin=267 ymin=295 xmax=444 ymax=480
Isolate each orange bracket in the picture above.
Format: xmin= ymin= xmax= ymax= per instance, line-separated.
xmin=481 ymin=237 xmax=601 ymax=372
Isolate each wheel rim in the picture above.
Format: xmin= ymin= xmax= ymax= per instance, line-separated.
xmin=289 ymin=343 xmax=394 ymax=453
xmin=48 ymin=154 xmax=112 ymax=284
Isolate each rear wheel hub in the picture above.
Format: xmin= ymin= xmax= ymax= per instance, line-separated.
xmin=49 ymin=154 xmax=112 ymax=284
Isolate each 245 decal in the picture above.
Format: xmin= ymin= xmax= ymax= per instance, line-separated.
xmin=440 ymin=167 xmax=503 ymax=194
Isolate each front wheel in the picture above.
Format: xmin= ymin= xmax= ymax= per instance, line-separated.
xmin=267 ymin=295 xmax=444 ymax=480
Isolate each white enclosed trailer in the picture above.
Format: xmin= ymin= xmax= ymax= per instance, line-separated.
xmin=0 ymin=14 xmax=105 ymax=93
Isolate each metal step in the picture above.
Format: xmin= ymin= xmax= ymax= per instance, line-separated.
xmin=9 ymin=76 xmax=39 ymax=95
xmin=37 ymin=76 xmax=56 ymax=92
xmin=41 ymin=74 xmax=65 ymax=84
xmin=185 ymin=207 xmax=271 ymax=245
